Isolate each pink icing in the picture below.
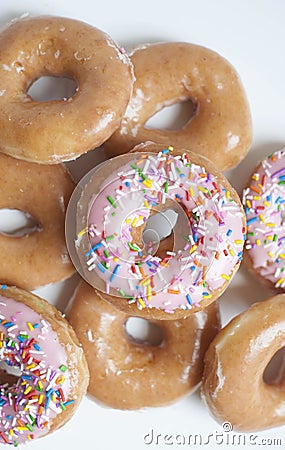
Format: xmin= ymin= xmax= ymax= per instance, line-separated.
xmin=0 ymin=291 xmax=72 ymax=445
xmin=78 ymin=149 xmax=245 ymax=312
xmin=243 ymin=149 xmax=285 ymax=287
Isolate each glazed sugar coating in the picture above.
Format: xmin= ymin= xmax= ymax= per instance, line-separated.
xmin=243 ymin=149 xmax=285 ymax=289
xmin=105 ymin=42 xmax=252 ymax=172
xmin=67 ymin=143 xmax=246 ymax=319
xmin=0 ymin=153 xmax=75 ymax=290
xmin=0 ymin=285 xmax=89 ymax=445
xmin=66 ymin=280 xmax=220 ymax=409
xmin=202 ymin=293 xmax=285 ymax=432
xmin=0 ymin=15 xmax=133 ymax=164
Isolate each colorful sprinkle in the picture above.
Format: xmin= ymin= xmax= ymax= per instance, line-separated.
xmin=84 ymin=149 xmax=244 ymax=312
xmin=243 ymin=149 xmax=285 ymax=287
xmin=107 ymin=195 xmax=117 ymax=208
xmin=0 ymin=294 xmax=73 ymax=445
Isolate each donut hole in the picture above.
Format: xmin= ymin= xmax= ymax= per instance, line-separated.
xmin=155 ymin=232 xmax=175 ymax=259
xmin=143 ymin=209 xmax=178 ymax=242
xmin=142 ymin=208 xmax=178 ymax=258
xmin=125 ymin=317 xmax=164 ymax=346
xmin=145 ymin=99 xmax=196 ymax=131
xmin=0 ymin=360 xmax=22 ymax=387
xmin=27 ymin=75 xmax=78 ymax=102
xmin=263 ymin=347 xmax=285 ymax=385
xmin=0 ymin=208 xmax=41 ymax=237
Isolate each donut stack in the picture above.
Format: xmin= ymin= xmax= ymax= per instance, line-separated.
xmin=0 ymin=12 xmax=282 ymax=446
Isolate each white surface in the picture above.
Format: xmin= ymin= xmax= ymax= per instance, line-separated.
xmin=1 ymin=0 xmax=285 ymax=449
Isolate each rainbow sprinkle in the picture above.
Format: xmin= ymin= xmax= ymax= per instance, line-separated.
xmin=243 ymin=149 xmax=285 ymax=288
xmin=0 ymin=294 xmax=73 ymax=445
xmin=80 ymin=148 xmax=245 ymax=312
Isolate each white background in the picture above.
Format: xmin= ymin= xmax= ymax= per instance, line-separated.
xmin=1 ymin=0 xmax=285 ymax=449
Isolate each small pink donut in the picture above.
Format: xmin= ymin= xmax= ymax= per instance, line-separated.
xmin=0 ymin=285 xmax=88 ymax=445
xmin=243 ymin=149 xmax=285 ymax=289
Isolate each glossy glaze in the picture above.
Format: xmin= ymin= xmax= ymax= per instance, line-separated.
xmin=66 ymin=280 xmax=220 ymax=409
xmin=0 ymin=153 xmax=75 ymax=290
xmin=202 ymin=294 xmax=285 ymax=431
xmin=0 ymin=16 xmax=133 ymax=163
xmin=105 ymin=42 xmax=252 ymax=172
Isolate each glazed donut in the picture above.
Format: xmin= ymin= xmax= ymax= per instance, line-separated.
xmin=0 ymin=153 xmax=75 ymax=290
xmin=0 ymin=284 xmax=88 ymax=445
xmin=66 ymin=280 xmax=220 ymax=409
xmin=202 ymin=293 xmax=285 ymax=432
xmin=243 ymin=149 xmax=285 ymax=289
xmin=66 ymin=142 xmax=246 ymax=319
xmin=105 ymin=42 xmax=252 ymax=172
xmin=0 ymin=15 xmax=133 ymax=164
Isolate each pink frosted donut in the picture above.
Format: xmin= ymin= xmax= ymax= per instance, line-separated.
xmin=66 ymin=143 xmax=246 ymax=319
xmin=243 ymin=149 xmax=285 ymax=289
xmin=0 ymin=285 xmax=88 ymax=446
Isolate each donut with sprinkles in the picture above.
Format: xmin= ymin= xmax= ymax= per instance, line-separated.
xmin=67 ymin=143 xmax=246 ymax=319
xmin=0 ymin=285 xmax=88 ymax=446
xmin=243 ymin=149 xmax=285 ymax=289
